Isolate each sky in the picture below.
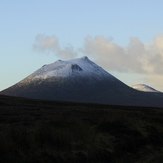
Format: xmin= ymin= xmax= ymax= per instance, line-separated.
xmin=1 ymin=0 xmax=163 ymax=91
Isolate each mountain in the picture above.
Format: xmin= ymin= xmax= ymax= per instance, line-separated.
xmin=1 ymin=56 xmax=163 ymax=107
xmin=132 ymin=84 xmax=159 ymax=92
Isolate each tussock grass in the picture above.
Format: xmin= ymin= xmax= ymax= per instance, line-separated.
xmin=0 ymin=96 xmax=163 ymax=162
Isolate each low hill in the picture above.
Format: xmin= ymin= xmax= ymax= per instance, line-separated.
xmin=132 ymin=84 xmax=160 ymax=92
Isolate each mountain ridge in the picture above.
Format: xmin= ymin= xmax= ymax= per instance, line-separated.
xmin=1 ymin=56 xmax=163 ymax=107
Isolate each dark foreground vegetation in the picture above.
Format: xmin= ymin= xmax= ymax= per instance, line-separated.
xmin=0 ymin=95 xmax=163 ymax=163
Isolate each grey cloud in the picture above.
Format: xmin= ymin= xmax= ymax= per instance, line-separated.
xmin=33 ymin=34 xmax=163 ymax=75
xmin=83 ymin=36 xmax=146 ymax=73
xmin=83 ymin=35 xmax=163 ymax=75
xmin=33 ymin=34 xmax=59 ymax=53
xmin=33 ymin=34 xmax=77 ymax=59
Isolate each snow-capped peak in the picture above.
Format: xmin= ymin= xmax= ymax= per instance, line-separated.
xmin=26 ymin=56 xmax=115 ymax=81
xmin=132 ymin=84 xmax=159 ymax=92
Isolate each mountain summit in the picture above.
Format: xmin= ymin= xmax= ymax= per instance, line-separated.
xmin=1 ymin=57 xmax=163 ymax=107
xmin=23 ymin=56 xmax=115 ymax=81
xmin=132 ymin=84 xmax=159 ymax=92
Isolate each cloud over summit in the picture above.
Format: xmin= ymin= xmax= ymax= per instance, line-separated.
xmin=33 ymin=34 xmax=163 ymax=75
xmin=83 ymin=35 xmax=163 ymax=75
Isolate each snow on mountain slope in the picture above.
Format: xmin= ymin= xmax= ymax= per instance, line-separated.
xmin=1 ymin=56 xmax=163 ymax=107
xmin=20 ymin=56 xmax=117 ymax=85
xmin=132 ymin=84 xmax=159 ymax=92
xmin=0 ymin=56 xmax=131 ymax=103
